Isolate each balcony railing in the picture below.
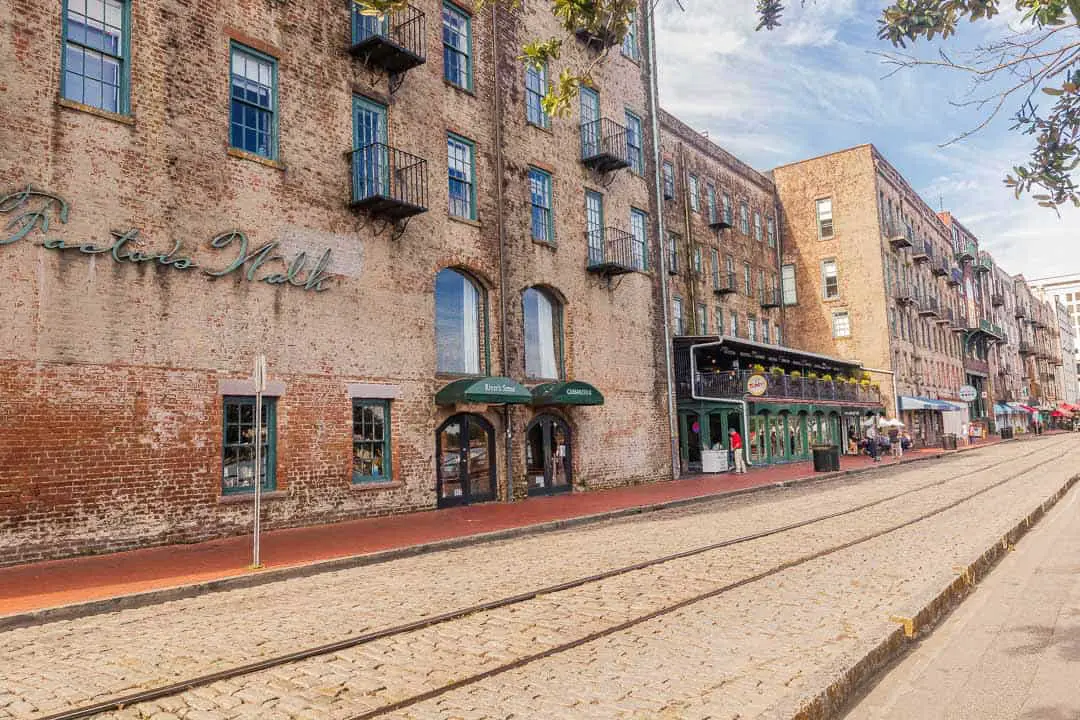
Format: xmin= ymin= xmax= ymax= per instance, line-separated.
xmin=956 ymin=240 xmax=977 ymax=262
xmin=1015 ymin=305 xmax=1028 ymax=319
xmin=951 ymin=311 xmax=968 ymax=332
xmin=912 ymin=240 xmax=932 ymax=263
xmin=586 ymin=226 xmax=645 ymax=276
xmin=350 ymin=143 xmax=428 ymax=220
xmin=918 ymin=296 xmax=940 ymax=317
xmin=894 ymin=284 xmax=916 ymax=305
xmin=349 ymin=3 xmax=427 ymax=74
xmin=885 ymin=222 xmax=913 ymax=249
xmin=760 ymin=287 xmax=782 ymax=309
xmin=574 ymin=14 xmax=621 ymax=49
xmin=709 ymin=211 xmax=733 ymax=231
xmin=580 ymin=117 xmax=631 ymax=172
xmin=694 ymin=370 xmax=881 ymax=405
xmin=948 ymin=267 xmax=963 ymax=286
xmin=713 ymin=271 xmax=737 ymax=295
xmin=991 ymin=292 xmax=1005 ymax=307
xmin=932 ymin=257 xmax=948 ymax=276
xmin=975 ymin=252 xmax=993 ymax=273
xmin=1019 ymin=340 xmax=1036 ymax=355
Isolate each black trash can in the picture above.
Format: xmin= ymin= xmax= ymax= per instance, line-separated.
xmin=1000 ymin=426 xmax=1014 ymax=440
xmin=812 ymin=445 xmax=835 ymax=472
xmin=942 ymin=433 xmax=958 ymax=450
xmin=829 ymin=444 xmax=841 ymax=471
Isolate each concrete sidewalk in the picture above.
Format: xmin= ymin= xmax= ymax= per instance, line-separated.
xmin=0 ymin=437 xmax=1012 ymax=621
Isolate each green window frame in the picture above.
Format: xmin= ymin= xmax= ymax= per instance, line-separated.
xmin=528 ymin=167 xmax=554 ymax=244
xmin=621 ymin=9 xmax=639 ymax=59
xmin=625 ymin=110 xmax=643 ymax=174
xmin=448 ymin=133 xmax=476 ymax=220
xmin=722 ymin=192 xmax=733 ymax=225
xmin=754 ymin=210 xmax=763 ymax=242
xmin=229 ymin=42 xmax=279 ymax=160
xmin=442 ymin=2 xmax=472 ymax=90
xmin=221 ymin=396 xmax=277 ymax=495
xmin=353 ymin=399 xmax=392 ymax=484
xmin=748 ymin=314 xmax=757 ymax=342
xmin=61 ymin=0 xmax=132 ymax=115
xmin=668 ymin=233 xmax=679 ymax=273
xmin=523 ymin=287 xmax=564 ymax=380
xmin=662 ymin=161 xmax=675 ymax=199
xmin=688 ymin=175 xmax=699 ymax=212
xmin=744 ymin=261 xmax=753 ymax=296
xmin=739 ymin=201 xmax=750 ymax=234
xmin=525 ymin=60 xmax=549 ymax=128
xmin=767 ymin=215 xmax=777 ymax=247
xmin=630 ymin=207 xmax=648 ymax=271
xmin=707 ymin=184 xmax=717 ymax=224
xmin=673 ymin=296 xmax=684 ymax=335
xmin=711 ymin=247 xmax=720 ymax=286
xmin=697 ymin=303 xmax=707 ymax=335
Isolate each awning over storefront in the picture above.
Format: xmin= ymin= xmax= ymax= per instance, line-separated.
xmin=899 ymin=396 xmax=965 ymax=411
xmin=530 ymin=381 xmax=605 ymax=406
xmin=994 ymin=402 xmax=1024 ymax=416
xmin=434 ymin=377 xmax=532 ymax=405
xmin=1014 ymin=403 xmax=1038 ymax=413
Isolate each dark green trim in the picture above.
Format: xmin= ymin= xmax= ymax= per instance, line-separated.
xmin=221 ymin=395 xmax=277 ymax=494
xmin=60 ymin=0 xmax=133 ymax=115
xmin=228 ymin=41 xmax=280 ymax=161
xmin=352 ymin=398 xmax=392 ymax=484
xmin=442 ymin=1 xmax=473 ymax=91
xmin=435 ymin=376 xmax=532 ymax=405
xmin=531 ymin=380 xmax=604 ymax=406
xmin=447 ymin=132 xmax=477 ymax=221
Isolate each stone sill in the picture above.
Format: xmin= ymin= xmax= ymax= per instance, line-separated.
xmin=218 ymin=490 xmax=288 ymax=505
xmin=227 ymin=147 xmax=286 ymax=171
xmin=448 ymin=214 xmax=482 ymax=229
xmin=58 ymin=98 xmax=135 ymax=126
xmin=350 ymin=481 xmax=404 ymax=493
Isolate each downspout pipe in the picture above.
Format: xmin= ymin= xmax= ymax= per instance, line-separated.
xmin=492 ymin=4 xmax=514 ymax=502
xmin=689 ymin=340 xmax=750 ymax=468
xmin=644 ymin=1 xmax=680 ymax=479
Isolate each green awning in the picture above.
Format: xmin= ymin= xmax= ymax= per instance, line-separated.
xmin=434 ymin=376 xmax=533 ymax=405
xmin=530 ymin=381 xmax=605 ymax=406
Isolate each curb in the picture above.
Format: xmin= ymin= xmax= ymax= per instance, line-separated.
xmin=791 ymin=470 xmax=1080 ymax=720
xmin=0 ymin=436 xmax=1033 ymax=630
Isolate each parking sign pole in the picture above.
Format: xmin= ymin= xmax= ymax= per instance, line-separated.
xmin=251 ymin=354 xmax=267 ymax=569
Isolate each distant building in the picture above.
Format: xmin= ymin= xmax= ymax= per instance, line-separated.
xmin=1028 ymin=274 xmax=1080 ymax=403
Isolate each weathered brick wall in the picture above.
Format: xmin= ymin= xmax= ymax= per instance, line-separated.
xmin=0 ymin=0 xmax=671 ymax=564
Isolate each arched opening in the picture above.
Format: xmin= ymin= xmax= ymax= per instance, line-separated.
xmin=435 ymin=268 xmax=486 ymax=375
xmin=525 ymin=413 xmax=572 ymax=496
xmin=523 ymin=287 xmax=564 ymax=380
xmin=436 ymin=413 xmax=495 ymax=507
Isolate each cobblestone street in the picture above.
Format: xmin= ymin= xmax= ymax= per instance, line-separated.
xmin=3 ymin=436 xmax=1078 ymax=720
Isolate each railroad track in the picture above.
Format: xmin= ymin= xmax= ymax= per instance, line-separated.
xmin=35 ymin=437 xmax=1076 ymax=720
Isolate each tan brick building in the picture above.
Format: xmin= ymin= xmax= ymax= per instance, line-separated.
xmin=0 ymin=0 xmax=673 ymax=563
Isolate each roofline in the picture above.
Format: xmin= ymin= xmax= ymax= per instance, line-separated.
xmin=769 ymin=143 xmax=876 ymax=172
xmin=658 ymin=108 xmax=776 ymax=192
xmin=676 ymin=335 xmax=864 ymax=370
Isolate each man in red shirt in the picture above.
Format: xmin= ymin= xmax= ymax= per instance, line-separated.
xmin=729 ymin=428 xmax=747 ymax=474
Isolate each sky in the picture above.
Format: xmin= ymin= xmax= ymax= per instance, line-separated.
xmin=653 ymin=0 xmax=1077 ymax=280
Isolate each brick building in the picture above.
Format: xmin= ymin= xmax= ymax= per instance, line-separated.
xmin=0 ymin=0 xmax=674 ymax=564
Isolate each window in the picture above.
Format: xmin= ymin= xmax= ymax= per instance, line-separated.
xmin=528 ymin=168 xmax=553 ymax=243
xmin=748 ymin=315 xmax=757 ymax=342
xmin=753 ymin=211 xmax=763 ymax=242
xmin=621 ymin=9 xmax=639 ymax=59
xmin=524 ymin=287 xmax=563 ymax=379
xmin=822 ymin=259 xmax=839 ymax=299
xmin=448 ymin=134 xmax=476 ymax=219
xmin=758 ymin=269 xmax=765 ymax=299
xmin=744 ymin=261 xmax=753 ymax=296
xmin=739 ymin=202 xmax=750 ymax=235
xmin=435 ymin=268 xmax=485 ymax=374
xmin=630 ymin=208 xmax=648 ymax=270
xmin=775 ymin=324 xmax=782 ymax=346
xmin=782 ymin=264 xmax=797 ymax=305
xmin=762 ymin=321 xmax=770 ymax=344
xmin=697 ymin=304 xmax=707 ymax=335
xmin=767 ymin=216 xmax=776 ymax=248
xmin=442 ymin=2 xmax=471 ymax=89
xmin=715 ymin=307 xmax=724 ymax=335
xmin=816 ymin=198 xmax=834 ymax=239
xmin=688 ymin=175 xmax=699 ymax=212
xmin=707 ymin=184 xmax=717 ymax=224
xmin=730 ymin=311 xmax=738 ymax=337
xmin=353 ymin=400 xmax=391 ymax=484
xmin=832 ymin=310 xmax=851 ymax=338
xmin=525 ymin=61 xmax=549 ymax=128
xmin=673 ymin=297 xmax=684 ymax=335
xmin=229 ymin=44 xmax=277 ymax=159
xmin=585 ymin=190 xmax=604 ymax=264
xmin=62 ymin=0 xmax=130 ymax=114
xmin=693 ymin=246 xmax=702 ymax=274
xmin=625 ymin=110 xmax=643 ymax=174
xmin=668 ymin=233 xmax=679 ymax=273
xmin=222 ymin=396 xmax=276 ymax=494
xmin=725 ymin=255 xmax=735 ymax=282
xmin=662 ymin=162 xmax=675 ymax=199
xmin=722 ymin=193 xmax=733 ymax=225
xmin=711 ymin=248 xmax=720 ymax=286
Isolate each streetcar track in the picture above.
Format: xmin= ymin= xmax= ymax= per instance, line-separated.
xmin=33 ymin=438 xmax=1074 ymax=720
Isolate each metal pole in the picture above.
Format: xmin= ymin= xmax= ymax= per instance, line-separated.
xmin=251 ymin=354 xmax=267 ymax=569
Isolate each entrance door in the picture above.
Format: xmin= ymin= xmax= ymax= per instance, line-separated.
xmin=437 ymin=414 xmax=495 ymax=507
xmin=353 ymin=96 xmax=388 ymax=198
xmin=525 ymin=415 xmax=572 ymax=496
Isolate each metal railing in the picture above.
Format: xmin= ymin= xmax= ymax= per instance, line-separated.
xmin=884 ymin=221 xmax=913 ymax=247
xmin=760 ymin=287 xmax=782 ymax=308
xmin=586 ymin=226 xmax=645 ymax=273
xmin=894 ymin=284 xmax=916 ymax=304
xmin=912 ymin=239 xmax=932 ymax=262
xmin=349 ymin=2 xmax=426 ymax=72
xmin=1019 ymin=340 xmax=1036 ymax=355
xmin=580 ymin=117 xmax=631 ymax=172
xmin=350 ymin=143 xmax=428 ymax=219
xmin=713 ymin=270 xmax=737 ymax=294
xmin=695 ymin=370 xmax=882 ymax=404
xmin=956 ymin=240 xmax=977 ymax=262
xmin=948 ymin=267 xmax=963 ymax=286
xmin=932 ymin=257 xmax=948 ymax=276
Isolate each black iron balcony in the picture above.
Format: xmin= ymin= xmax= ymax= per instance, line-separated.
xmin=932 ymin=257 xmax=948 ymax=276
xmin=936 ymin=308 xmax=951 ymax=325
xmin=350 ymin=143 xmax=428 ymax=220
xmin=885 ymin=222 xmax=913 ymax=249
xmin=951 ymin=311 xmax=968 ymax=332
xmin=694 ymin=370 xmax=881 ymax=405
xmin=713 ymin=271 xmax=737 ymax=295
xmin=894 ymin=284 xmax=916 ymax=305
xmin=975 ymin=251 xmax=993 ymax=273
xmin=948 ymin=267 xmax=963 ymax=286
xmin=574 ymin=13 xmax=622 ymax=50
xmin=912 ymin=240 xmax=932 ymax=263
xmin=580 ymin=118 xmax=632 ymax=173
xmin=1015 ymin=305 xmax=1028 ymax=319
xmin=991 ymin=291 xmax=1005 ymax=307
xmin=918 ymin=296 xmax=939 ymax=317
xmin=709 ymin=211 xmax=733 ymax=231
xmin=760 ymin=287 xmax=782 ymax=309
xmin=349 ymin=3 xmax=426 ymax=74
xmin=586 ymin=226 xmax=645 ymax=276
xmin=956 ymin=240 xmax=977 ymax=262
xmin=1019 ymin=341 xmax=1037 ymax=356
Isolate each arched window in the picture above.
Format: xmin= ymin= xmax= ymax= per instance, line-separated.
xmin=523 ymin=287 xmax=563 ymax=379
xmin=435 ymin=268 xmax=485 ymax=375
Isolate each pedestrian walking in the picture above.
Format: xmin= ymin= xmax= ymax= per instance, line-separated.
xmin=889 ymin=426 xmax=902 ymax=458
xmin=729 ymin=428 xmax=747 ymax=474
xmin=866 ymin=423 xmax=880 ymax=462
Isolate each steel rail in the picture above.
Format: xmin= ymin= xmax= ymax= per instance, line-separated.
xmin=35 ymin=438 xmax=1073 ymax=720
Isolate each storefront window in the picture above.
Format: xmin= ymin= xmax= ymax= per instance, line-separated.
xmin=523 ymin=287 xmax=562 ymax=379
xmin=749 ymin=413 xmax=767 ymax=462
xmin=436 ymin=268 xmax=485 ymax=375
xmin=221 ymin=396 xmax=276 ymax=494
xmin=353 ymin=400 xmax=390 ymax=483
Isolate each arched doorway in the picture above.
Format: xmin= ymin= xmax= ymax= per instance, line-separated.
xmin=525 ymin=414 xmax=572 ymax=496
xmin=437 ymin=414 xmax=496 ymax=507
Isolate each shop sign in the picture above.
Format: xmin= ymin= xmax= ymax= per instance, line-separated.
xmin=958 ymin=385 xmax=978 ymax=402
xmin=0 ymin=186 xmax=333 ymax=292
xmin=747 ymin=374 xmax=767 ymax=396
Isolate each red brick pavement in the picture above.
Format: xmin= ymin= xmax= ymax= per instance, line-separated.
xmin=0 ymin=437 xmax=1016 ymax=617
